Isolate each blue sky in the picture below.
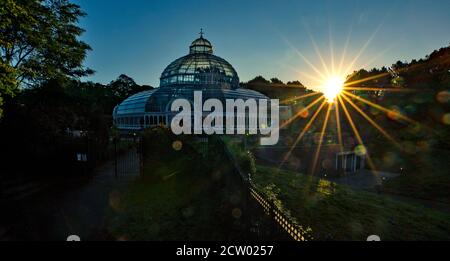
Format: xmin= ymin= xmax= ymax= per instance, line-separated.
xmin=74 ymin=0 xmax=450 ymax=88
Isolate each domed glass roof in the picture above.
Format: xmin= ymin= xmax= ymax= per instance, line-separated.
xmin=190 ymin=37 xmax=213 ymax=54
xmin=160 ymin=34 xmax=239 ymax=89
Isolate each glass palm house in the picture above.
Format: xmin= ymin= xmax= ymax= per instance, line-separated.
xmin=113 ymin=32 xmax=270 ymax=131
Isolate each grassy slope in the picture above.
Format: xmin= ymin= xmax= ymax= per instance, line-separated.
xmin=383 ymin=149 xmax=450 ymax=203
xmin=254 ymin=165 xmax=450 ymax=240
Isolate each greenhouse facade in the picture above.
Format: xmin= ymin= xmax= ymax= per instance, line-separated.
xmin=113 ymin=32 xmax=284 ymax=133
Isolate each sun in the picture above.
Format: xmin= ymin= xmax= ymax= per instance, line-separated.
xmin=323 ymin=75 xmax=345 ymax=103
xmin=280 ymin=28 xmax=421 ymax=176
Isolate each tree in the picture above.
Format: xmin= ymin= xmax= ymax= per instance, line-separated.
xmin=286 ymin=80 xmax=305 ymax=88
xmin=0 ymin=0 xmax=22 ymax=118
xmin=108 ymin=74 xmax=150 ymax=99
xmin=0 ymin=0 xmax=92 ymax=117
xmin=247 ymin=75 xmax=270 ymax=85
xmin=0 ymin=62 xmax=16 ymax=118
xmin=270 ymin=77 xmax=284 ymax=85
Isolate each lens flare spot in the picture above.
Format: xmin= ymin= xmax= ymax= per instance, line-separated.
xmin=232 ymin=208 xmax=242 ymax=219
xmin=387 ymin=106 xmax=402 ymax=121
xmin=442 ymin=113 xmax=450 ymax=125
xmin=402 ymin=141 xmax=417 ymax=154
xmin=116 ymin=235 xmax=129 ymax=241
xmin=417 ymin=140 xmax=430 ymax=151
xmin=172 ymin=140 xmax=183 ymax=151
xmin=383 ymin=151 xmax=398 ymax=167
xmin=436 ymin=90 xmax=450 ymax=104
xmin=354 ymin=145 xmax=367 ymax=156
xmin=299 ymin=107 xmax=309 ymax=118
xmin=109 ymin=190 xmax=122 ymax=212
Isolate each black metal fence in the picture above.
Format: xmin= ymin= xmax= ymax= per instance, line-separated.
xmin=218 ymin=137 xmax=312 ymax=241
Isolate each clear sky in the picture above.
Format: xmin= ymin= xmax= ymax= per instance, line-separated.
xmin=73 ymin=0 xmax=450 ymax=88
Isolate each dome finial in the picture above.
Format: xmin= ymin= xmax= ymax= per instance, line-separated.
xmin=190 ymin=30 xmax=213 ymax=54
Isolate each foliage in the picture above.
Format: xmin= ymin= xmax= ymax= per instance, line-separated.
xmin=343 ymin=45 xmax=450 ymax=200
xmin=0 ymin=0 xmax=93 ymax=84
xmin=286 ymin=80 xmax=305 ymax=88
xmin=0 ymin=62 xmax=16 ymax=118
xmin=270 ymin=77 xmax=284 ymax=85
xmin=247 ymin=75 xmax=270 ymax=85
xmin=0 ymin=78 xmax=112 ymax=175
xmin=239 ymin=150 xmax=256 ymax=176
xmin=0 ymin=0 xmax=93 ymax=118
xmin=243 ymin=76 xmax=314 ymax=102
xmin=108 ymin=74 xmax=153 ymax=99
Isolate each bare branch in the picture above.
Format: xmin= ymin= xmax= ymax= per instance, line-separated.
xmin=13 ymin=47 xmax=34 ymax=68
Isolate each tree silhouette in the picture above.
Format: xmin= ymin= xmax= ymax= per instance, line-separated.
xmin=108 ymin=74 xmax=152 ymax=99
xmin=270 ymin=77 xmax=284 ymax=85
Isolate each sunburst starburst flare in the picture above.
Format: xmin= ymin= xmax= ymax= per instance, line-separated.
xmin=279 ymin=27 xmax=422 ymax=176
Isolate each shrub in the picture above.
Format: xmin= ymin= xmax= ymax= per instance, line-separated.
xmin=239 ymin=151 xmax=256 ymax=176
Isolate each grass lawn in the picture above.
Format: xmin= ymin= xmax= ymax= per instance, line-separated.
xmin=253 ymin=165 xmax=450 ymax=240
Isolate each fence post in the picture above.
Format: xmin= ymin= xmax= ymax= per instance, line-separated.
xmin=139 ymin=135 xmax=144 ymax=178
xmin=85 ymin=132 xmax=89 ymax=176
xmin=268 ymin=199 xmax=278 ymax=238
xmin=114 ymin=137 xmax=118 ymax=178
xmin=244 ymin=174 xmax=252 ymax=238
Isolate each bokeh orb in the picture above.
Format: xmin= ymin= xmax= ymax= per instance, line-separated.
xmin=442 ymin=113 xmax=450 ymax=125
xmin=299 ymin=107 xmax=309 ymax=118
xmin=232 ymin=208 xmax=242 ymax=219
xmin=387 ymin=106 xmax=402 ymax=121
xmin=436 ymin=90 xmax=450 ymax=104
xmin=354 ymin=145 xmax=367 ymax=156
xmin=172 ymin=140 xmax=183 ymax=151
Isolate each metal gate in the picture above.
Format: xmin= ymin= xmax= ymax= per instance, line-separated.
xmin=114 ymin=136 xmax=142 ymax=178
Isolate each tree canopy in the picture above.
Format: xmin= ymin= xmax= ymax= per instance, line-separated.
xmin=108 ymin=74 xmax=153 ymax=98
xmin=0 ymin=0 xmax=92 ymax=118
